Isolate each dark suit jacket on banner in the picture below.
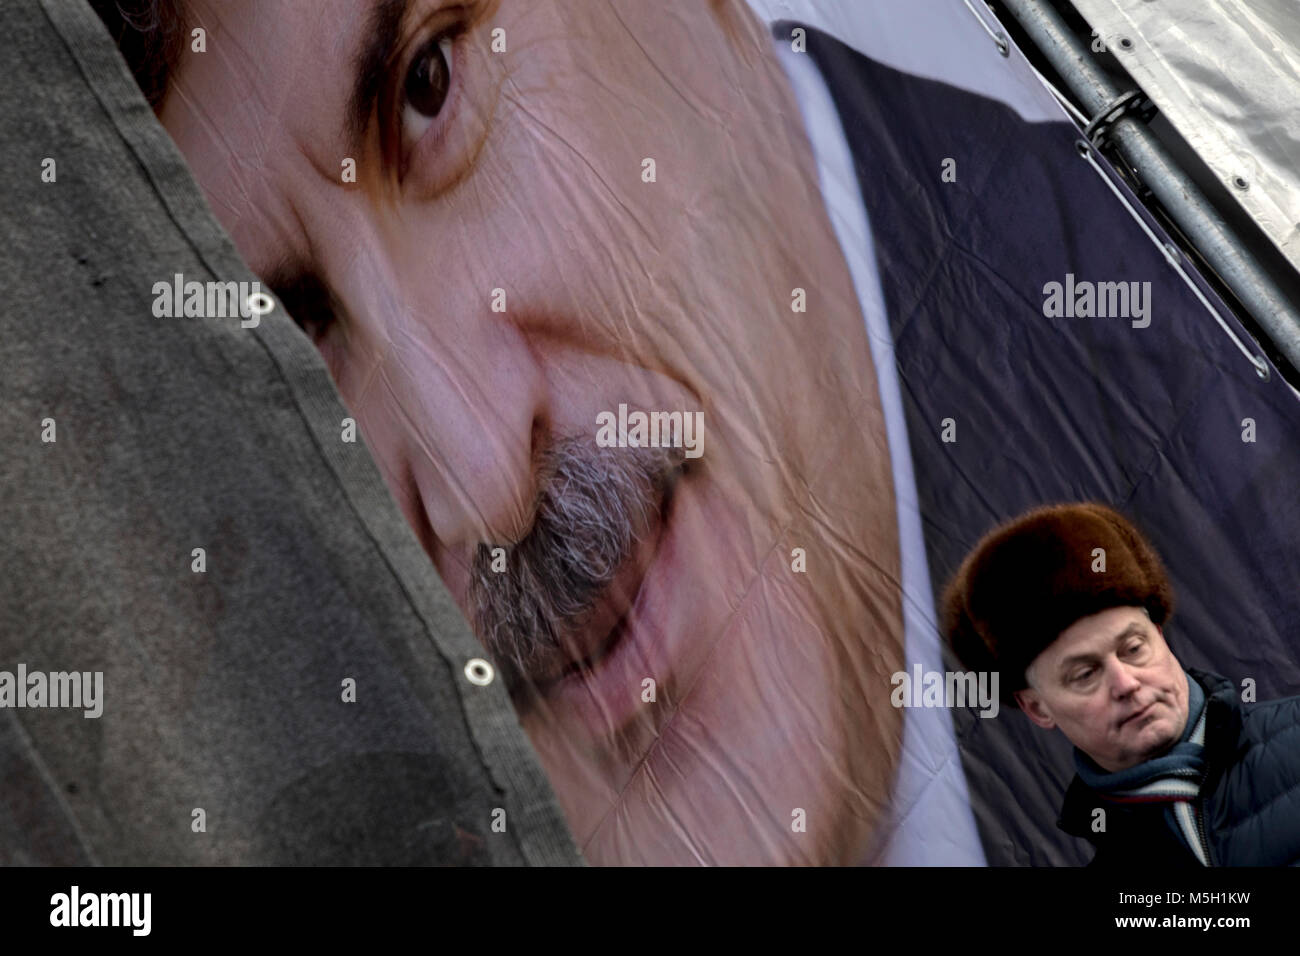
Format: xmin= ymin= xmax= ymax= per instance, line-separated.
xmin=791 ymin=19 xmax=1300 ymax=865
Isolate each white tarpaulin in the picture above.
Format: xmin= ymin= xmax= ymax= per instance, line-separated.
xmin=1069 ymin=0 xmax=1300 ymax=273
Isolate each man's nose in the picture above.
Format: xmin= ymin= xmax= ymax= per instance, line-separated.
xmin=1106 ymin=658 xmax=1144 ymax=698
xmin=394 ymin=315 xmax=552 ymax=550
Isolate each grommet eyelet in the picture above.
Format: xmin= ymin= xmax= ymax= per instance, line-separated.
xmin=246 ymin=291 xmax=275 ymax=315
xmin=465 ymin=658 xmax=495 ymax=686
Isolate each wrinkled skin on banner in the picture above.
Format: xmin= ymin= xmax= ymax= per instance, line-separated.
xmin=157 ymin=0 xmax=904 ymax=864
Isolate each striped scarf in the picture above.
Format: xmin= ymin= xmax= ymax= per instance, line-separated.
xmin=1073 ymin=670 xmax=1211 ymax=862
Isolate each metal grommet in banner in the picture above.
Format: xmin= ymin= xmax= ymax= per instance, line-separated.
xmin=246 ymin=291 xmax=275 ymax=315
xmin=465 ymin=658 xmax=495 ymax=686
xmin=961 ymin=0 xmax=1010 ymax=57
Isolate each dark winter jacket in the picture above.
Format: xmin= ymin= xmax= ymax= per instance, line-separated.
xmin=1058 ymin=668 xmax=1300 ymax=866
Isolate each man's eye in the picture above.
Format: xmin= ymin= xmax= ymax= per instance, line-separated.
xmin=1123 ymin=639 xmax=1148 ymax=659
xmin=402 ymin=33 xmax=455 ymax=137
xmin=1071 ymin=668 xmax=1094 ymax=684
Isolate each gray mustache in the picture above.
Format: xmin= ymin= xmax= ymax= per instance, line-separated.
xmin=468 ymin=434 xmax=682 ymax=693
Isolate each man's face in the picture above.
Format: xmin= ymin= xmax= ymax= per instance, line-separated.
xmin=159 ymin=0 xmax=903 ymax=863
xmin=1016 ymin=606 xmax=1189 ymax=772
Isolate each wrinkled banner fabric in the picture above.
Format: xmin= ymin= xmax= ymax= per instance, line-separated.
xmin=2 ymin=0 xmax=1296 ymax=867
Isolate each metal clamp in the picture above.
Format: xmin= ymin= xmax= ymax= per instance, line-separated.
xmin=1083 ymin=89 xmax=1157 ymax=149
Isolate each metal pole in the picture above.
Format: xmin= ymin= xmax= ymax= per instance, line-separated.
xmin=997 ymin=0 xmax=1300 ymax=376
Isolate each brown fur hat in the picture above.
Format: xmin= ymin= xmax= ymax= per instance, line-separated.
xmin=941 ymin=502 xmax=1174 ymax=704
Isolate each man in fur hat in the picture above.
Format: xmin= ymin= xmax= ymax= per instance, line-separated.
xmin=942 ymin=502 xmax=1300 ymax=866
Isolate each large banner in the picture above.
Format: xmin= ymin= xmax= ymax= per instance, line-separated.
xmin=3 ymin=0 xmax=1297 ymax=872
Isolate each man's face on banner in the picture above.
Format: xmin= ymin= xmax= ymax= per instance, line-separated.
xmin=1018 ymin=606 xmax=1190 ymax=772
xmin=159 ymin=0 xmax=903 ymax=863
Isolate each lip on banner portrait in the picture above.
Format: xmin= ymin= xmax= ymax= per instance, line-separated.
xmin=1 ymin=0 xmax=1296 ymax=869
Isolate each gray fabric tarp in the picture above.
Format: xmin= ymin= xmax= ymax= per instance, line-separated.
xmin=1069 ymin=0 xmax=1300 ymax=273
xmin=0 ymin=0 xmax=583 ymax=866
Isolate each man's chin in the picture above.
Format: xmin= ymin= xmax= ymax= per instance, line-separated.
xmin=1123 ymin=720 xmax=1182 ymax=764
xmin=511 ymin=474 xmax=890 ymax=864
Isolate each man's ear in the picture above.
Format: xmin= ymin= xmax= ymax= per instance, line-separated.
xmin=1014 ymin=687 xmax=1057 ymax=729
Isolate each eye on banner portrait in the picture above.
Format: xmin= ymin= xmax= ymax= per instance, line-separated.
xmin=11 ymin=0 xmax=1294 ymax=867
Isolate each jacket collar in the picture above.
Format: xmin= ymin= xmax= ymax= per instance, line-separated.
xmin=1184 ymin=668 xmax=1242 ymax=784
